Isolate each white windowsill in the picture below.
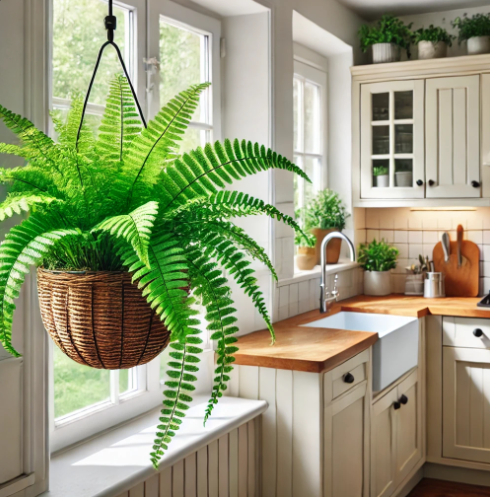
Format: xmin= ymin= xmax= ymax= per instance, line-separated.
xmin=277 ymin=260 xmax=359 ymax=287
xmin=40 ymin=396 xmax=267 ymax=497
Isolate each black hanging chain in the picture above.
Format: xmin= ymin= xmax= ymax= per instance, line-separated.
xmin=76 ymin=0 xmax=147 ymax=150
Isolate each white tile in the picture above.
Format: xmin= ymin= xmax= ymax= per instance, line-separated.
xmin=437 ymin=214 xmax=453 ymax=231
xmin=377 ymin=210 xmax=395 ymax=230
xmin=482 ymin=277 xmax=490 ymax=295
xmin=408 ymin=215 xmax=423 ymax=230
xmin=395 ymin=243 xmax=409 ymax=259
xmin=391 ymin=274 xmax=406 ymax=294
xmin=408 ymin=231 xmax=423 ymax=244
xmin=483 ymin=262 xmax=490 ymax=277
xmin=451 ymin=217 xmax=468 ymax=231
xmin=422 ymin=216 xmax=438 ymax=230
xmin=422 ymin=244 xmax=436 ymax=259
xmin=394 ymin=258 xmax=410 ymax=274
xmin=279 ymin=285 xmax=289 ymax=308
xmin=394 ymin=230 xmax=408 ymax=244
xmin=367 ymin=229 xmax=380 ymax=243
xmin=355 ymin=229 xmax=366 ymax=246
xmin=467 ymin=230 xmax=483 ymax=244
xmin=484 ymin=231 xmax=490 ymax=245
xmin=394 ymin=215 xmax=409 ymax=231
xmin=379 ymin=230 xmax=394 ymax=243
xmin=484 ymin=245 xmax=490 ymax=261
xmin=366 ymin=209 xmax=380 ymax=229
xmin=468 ymin=212 xmax=484 ymax=230
xmin=409 ymin=244 xmax=423 ymax=259
xmin=422 ymin=231 xmax=438 ymax=244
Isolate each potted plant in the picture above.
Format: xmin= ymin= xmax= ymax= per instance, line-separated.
xmin=358 ymin=239 xmax=399 ymax=296
xmin=452 ymin=13 xmax=490 ymax=55
xmin=374 ymin=164 xmax=389 ymax=187
xmin=295 ymin=233 xmax=317 ymax=271
xmin=359 ymin=15 xmax=413 ymax=63
xmin=395 ymin=162 xmax=412 ymax=187
xmin=0 ymin=76 xmax=308 ymax=467
xmin=412 ymin=25 xmax=455 ymax=59
xmin=296 ymin=189 xmax=350 ymax=265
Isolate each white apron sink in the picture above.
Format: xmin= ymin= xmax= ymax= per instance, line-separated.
xmin=303 ymin=312 xmax=419 ymax=392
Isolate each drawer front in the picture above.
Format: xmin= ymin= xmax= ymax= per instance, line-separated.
xmin=443 ymin=317 xmax=490 ymax=349
xmin=328 ymin=349 xmax=369 ymax=403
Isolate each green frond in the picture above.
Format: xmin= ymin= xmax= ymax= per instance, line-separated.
xmin=57 ymin=96 xmax=95 ymax=155
xmin=0 ymin=194 xmax=61 ymax=221
xmin=0 ymin=213 xmax=78 ymax=356
xmin=0 ymin=143 xmax=25 ymax=157
xmin=92 ymin=201 xmax=159 ymax=267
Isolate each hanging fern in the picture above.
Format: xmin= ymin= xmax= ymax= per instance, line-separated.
xmin=0 ymin=75 xmax=310 ymax=468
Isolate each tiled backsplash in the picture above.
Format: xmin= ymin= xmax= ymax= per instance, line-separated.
xmin=356 ymin=207 xmax=490 ymax=296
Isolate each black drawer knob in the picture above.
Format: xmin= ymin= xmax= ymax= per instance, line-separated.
xmin=399 ymin=394 xmax=408 ymax=405
xmin=343 ymin=372 xmax=355 ymax=384
xmin=416 ymin=179 xmax=423 ymax=186
xmin=472 ymin=180 xmax=481 ymax=188
xmin=474 ymin=328 xmax=484 ymax=338
xmin=428 ymin=179 xmax=435 ymax=186
xmin=393 ymin=401 xmax=401 ymax=410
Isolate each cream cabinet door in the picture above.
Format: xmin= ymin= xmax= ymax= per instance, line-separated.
xmin=371 ymin=387 xmax=398 ymax=497
xmin=426 ymin=75 xmax=480 ymax=198
xmin=360 ymin=80 xmax=425 ymax=199
xmin=443 ymin=347 xmax=490 ymax=463
xmin=324 ymin=382 xmax=368 ymax=497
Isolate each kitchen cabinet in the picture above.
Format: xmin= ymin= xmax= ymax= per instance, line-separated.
xmin=371 ymin=369 xmax=422 ymax=497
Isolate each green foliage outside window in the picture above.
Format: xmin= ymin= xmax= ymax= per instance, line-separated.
xmin=358 ymin=239 xmax=399 ymax=272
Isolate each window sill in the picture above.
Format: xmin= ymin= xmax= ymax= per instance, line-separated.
xmin=40 ymin=396 xmax=267 ymax=497
xmin=277 ymin=260 xmax=359 ymax=287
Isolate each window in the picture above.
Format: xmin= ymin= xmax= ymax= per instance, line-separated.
xmin=293 ymin=60 xmax=327 ymax=213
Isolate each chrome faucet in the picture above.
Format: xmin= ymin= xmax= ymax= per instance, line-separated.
xmin=320 ymin=232 xmax=356 ymax=313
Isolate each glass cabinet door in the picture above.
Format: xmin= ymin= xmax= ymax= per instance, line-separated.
xmin=360 ymin=80 xmax=425 ymax=199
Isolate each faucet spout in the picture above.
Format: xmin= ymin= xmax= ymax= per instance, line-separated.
xmin=320 ymin=232 xmax=356 ymax=313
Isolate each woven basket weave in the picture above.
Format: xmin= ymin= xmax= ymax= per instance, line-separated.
xmin=37 ymin=269 xmax=171 ymax=369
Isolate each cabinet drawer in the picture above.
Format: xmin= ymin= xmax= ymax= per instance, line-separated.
xmin=443 ymin=317 xmax=490 ymax=349
xmin=325 ymin=349 xmax=369 ymax=404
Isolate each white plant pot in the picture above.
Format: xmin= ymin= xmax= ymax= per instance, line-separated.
xmin=375 ymin=174 xmax=389 ymax=187
xmin=395 ymin=171 xmax=412 ymax=187
xmin=468 ymin=36 xmax=490 ymax=55
xmin=364 ymin=271 xmax=392 ymax=296
xmin=372 ymin=43 xmax=401 ymax=64
xmin=418 ymin=40 xmax=447 ymax=59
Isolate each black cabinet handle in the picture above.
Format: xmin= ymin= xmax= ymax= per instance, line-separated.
xmin=343 ymin=372 xmax=355 ymax=384
xmin=399 ymin=394 xmax=408 ymax=405
xmin=474 ymin=328 xmax=484 ymax=338
xmin=393 ymin=401 xmax=401 ymax=410
xmin=416 ymin=179 xmax=423 ymax=186
xmin=428 ymin=179 xmax=435 ymax=186
xmin=472 ymin=180 xmax=481 ymax=188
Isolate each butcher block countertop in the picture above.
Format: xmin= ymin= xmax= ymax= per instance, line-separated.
xmin=233 ymin=294 xmax=490 ymax=373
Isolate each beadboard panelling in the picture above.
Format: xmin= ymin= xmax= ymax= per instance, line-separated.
xmin=118 ymin=421 xmax=258 ymax=497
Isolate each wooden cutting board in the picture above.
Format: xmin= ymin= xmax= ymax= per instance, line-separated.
xmin=433 ymin=226 xmax=480 ymax=297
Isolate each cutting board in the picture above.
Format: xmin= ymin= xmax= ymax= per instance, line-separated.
xmin=433 ymin=226 xmax=480 ymax=297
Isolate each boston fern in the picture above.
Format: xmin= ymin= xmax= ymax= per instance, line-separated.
xmin=0 ymin=75 xmax=308 ymax=468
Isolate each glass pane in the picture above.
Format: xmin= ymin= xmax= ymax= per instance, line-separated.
xmin=395 ymin=124 xmax=413 ymax=154
xmin=293 ymin=78 xmax=301 ymax=152
xmin=53 ymin=346 xmax=110 ymax=419
xmin=294 ymin=155 xmax=303 ymax=213
xmin=372 ymin=159 xmax=390 ymax=188
xmin=394 ymin=91 xmax=413 ymax=120
xmin=395 ymin=159 xmax=413 ymax=187
xmin=304 ymin=156 xmax=321 ymax=205
xmin=52 ymin=0 xmax=129 ymax=105
xmin=179 ymin=128 xmax=210 ymax=154
xmin=51 ymin=108 xmax=102 ymax=138
xmin=160 ymin=20 xmax=207 ymax=122
xmin=372 ymin=126 xmax=389 ymax=155
xmin=304 ymin=82 xmax=321 ymax=154
xmin=372 ymin=93 xmax=389 ymax=121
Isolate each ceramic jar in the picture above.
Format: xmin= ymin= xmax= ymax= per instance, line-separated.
xmin=467 ymin=36 xmax=490 ymax=55
xmin=371 ymin=43 xmax=401 ymax=63
xmin=364 ymin=270 xmax=391 ymax=296
xmin=417 ymin=40 xmax=447 ymax=59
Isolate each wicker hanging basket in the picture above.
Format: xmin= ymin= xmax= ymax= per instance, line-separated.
xmin=37 ymin=269 xmax=171 ymax=369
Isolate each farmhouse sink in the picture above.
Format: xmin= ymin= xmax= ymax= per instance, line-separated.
xmin=302 ymin=312 xmax=419 ymax=392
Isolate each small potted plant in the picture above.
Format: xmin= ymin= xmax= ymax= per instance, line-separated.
xmin=359 ymin=15 xmax=413 ymax=63
xmin=358 ymin=239 xmax=399 ymax=296
xmin=296 ymin=189 xmax=350 ymax=265
xmin=412 ymin=25 xmax=455 ymax=59
xmin=452 ymin=13 xmax=490 ymax=55
xmin=395 ymin=162 xmax=412 ymax=187
xmin=295 ymin=233 xmax=317 ymax=271
xmin=374 ymin=165 xmax=389 ymax=187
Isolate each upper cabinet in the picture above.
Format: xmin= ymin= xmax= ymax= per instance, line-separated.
xmin=352 ymin=56 xmax=490 ymax=207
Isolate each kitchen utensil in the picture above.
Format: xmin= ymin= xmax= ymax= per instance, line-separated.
xmin=424 ymin=272 xmax=445 ymax=298
xmin=457 ymin=224 xmax=463 ymax=267
xmin=442 ymin=232 xmax=450 ymax=262
xmin=430 ymin=261 xmax=435 ymax=272
xmin=433 ymin=226 xmax=480 ymax=297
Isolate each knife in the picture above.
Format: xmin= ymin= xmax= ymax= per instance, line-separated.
xmin=442 ymin=232 xmax=450 ymax=263
xmin=457 ymin=224 xmax=463 ymax=267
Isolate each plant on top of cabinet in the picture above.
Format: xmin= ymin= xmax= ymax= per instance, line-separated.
xmin=412 ymin=25 xmax=455 ymax=59
xmin=296 ymin=189 xmax=350 ymax=265
xmin=0 ymin=76 xmax=308 ymax=468
xmin=359 ymin=15 xmax=413 ymax=63
xmin=452 ymin=13 xmax=490 ymax=55
xmin=358 ymin=239 xmax=399 ymax=296
xmin=295 ymin=232 xmax=317 ymax=271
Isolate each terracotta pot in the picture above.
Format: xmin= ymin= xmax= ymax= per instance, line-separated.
xmin=296 ymin=247 xmax=317 ymax=271
xmin=310 ymin=228 xmax=342 ymax=265
xmin=364 ymin=270 xmax=391 ymax=296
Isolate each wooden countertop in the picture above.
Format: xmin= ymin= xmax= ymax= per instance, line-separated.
xmin=233 ymin=294 xmax=490 ymax=373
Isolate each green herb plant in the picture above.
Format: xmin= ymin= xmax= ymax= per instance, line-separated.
xmin=452 ymin=13 xmax=490 ymax=43
xmin=295 ymin=232 xmax=316 ymax=248
xmin=358 ymin=15 xmax=413 ymax=56
xmin=412 ymin=24 xmax=455 ymax=46
xmin=373 ymin=165 xmax=389 ymax=176
xmin=0 ymin=75 xmax=308 ymax=468
xmin=358 ymin=239 xmax=399 ymax=272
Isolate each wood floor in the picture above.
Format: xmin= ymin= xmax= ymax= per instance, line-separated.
xmin=408 ymin=478 xmax=490 ymax=496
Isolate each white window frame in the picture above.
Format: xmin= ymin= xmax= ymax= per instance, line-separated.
xmin=293 ymin=59 xmax=328 ymax=210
